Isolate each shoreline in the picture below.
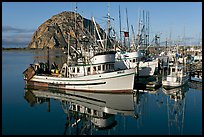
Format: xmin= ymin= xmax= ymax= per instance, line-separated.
xmin=2 ymin=47 xmax=65 ymax=51
xmin=2 ymin=47 xmax=36 ymax=51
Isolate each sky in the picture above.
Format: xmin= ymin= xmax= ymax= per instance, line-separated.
xmin=2 ymin=2 xmax=202 ymax=48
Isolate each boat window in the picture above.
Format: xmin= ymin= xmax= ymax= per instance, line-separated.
xmin=102 ymin=65 xmax=105 ymax=71
xmin=106 ymin=64 xmax=109 ymax=70
xmin=109 ymin=64 xmax=112 ymax=69
xmin=98 ymin=65 xmax=101 ymax=71
xmin=87 ymin=108 xmax=91 ymax=114
xmin=77 ymin=67 xmax=80 ymax=73
xmin=93 ymin=110 xmax=97 ymax=115
xmin=72 ymin=67 xmax=75 ymax=73
xmin=172 ymin=68 xmax=175 ymax=72
xmin=106 ymin=64 xmax=109 ymax=69
xmin=87 ymin=67 xmax=90 ymax=72
xmin=110 ymin=64 xmax=114 ymax=69
xmin=133 ymin=59 xmax=136 ymax=63
xmin=77 ymin=105 xmax=80 ymax=111
xmin=93 ymin=66 xmax=96 ymax=71
xmin=73 ymin=105 xmax=76 ymax=110
xmin=130 ymin=60 xmax=132 ymax=62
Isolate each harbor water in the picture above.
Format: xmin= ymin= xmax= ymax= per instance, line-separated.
xmin=2 ymin=50 xmax=202 ymax=135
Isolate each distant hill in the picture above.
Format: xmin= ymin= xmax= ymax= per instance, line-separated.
xmin=28 ymin=11 xmax=104 ymax=49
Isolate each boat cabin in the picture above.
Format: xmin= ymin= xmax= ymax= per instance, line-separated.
xmin=60 ymin=52 xmax=116 ymax=77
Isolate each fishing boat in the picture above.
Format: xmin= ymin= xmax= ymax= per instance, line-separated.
xmin=115 ymin=51 xmax=158 ymax=77
xmin=162 ymin=65 xmax=189 ymax=89
xmin=190 ymin=75 xmax=202 ymax=82
xmin=162 ymin=46 xmax=189 ymax=89
xmin=23 ymin=48 xmax=135 ymax=93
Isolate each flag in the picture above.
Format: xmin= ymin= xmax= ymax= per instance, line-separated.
xmin=124 ymin=32 xmax=129 ymax=37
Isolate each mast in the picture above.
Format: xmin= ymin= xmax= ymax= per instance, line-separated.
xmin=169 ymin=27 xmax=172 ymax=48
xmin=165 ymin=37 xmax=168 ymax=48
xmin=126 ymin=8 xmax=130 ymax=48
xmin=142 ymin=10 xmax=146 ymax=48
xmin=147 ymin=11 xmax=150 ymax=47
xmin=145 ymin=11 xmax=149 ymax=47
xmin=105 ymin=2 xmax=111 ymax=51
xmin=92 ymin=17 xmax=104 ymax=50
xmin=75 ymin=2 xmax=77 ymax=32
xmin=145 ymin=11 xmax=147 ymax=47
xmin=183 ymin=26 xmax=185 ymax=46
xmin=74 ymin=2 xmax=78 ymax=62
xmin=175 ymin=36 xmax=180 ymax=74
xmin=137 ymin=9 xmax=141 ymax=50
xmin=131 ymin=25 xmax=136 ymax=50
xmin=67 ymin=34 xmax=70 ymax=66
xmin=81 ymin=12 xmax=84 ymax=32
xmin=119 ymin=5 xmax=122 ymax=45
xmin=47 ymin=46 xmax=49 ymax=72
xmin=183 ymin=26 xmax=185 ymax=66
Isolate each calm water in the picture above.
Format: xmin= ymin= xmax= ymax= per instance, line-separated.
xmin=2 ymin=50 xmax=202 ymax=135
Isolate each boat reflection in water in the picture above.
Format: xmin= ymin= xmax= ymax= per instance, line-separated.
xmin=24 ymin=85 xmax=139 ymax=135
xmin=162 ymin=85 xmax=189 ymax=135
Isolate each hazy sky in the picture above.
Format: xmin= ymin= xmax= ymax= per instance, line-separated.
xmin=2 ymin=2 xmax=202 ymax=48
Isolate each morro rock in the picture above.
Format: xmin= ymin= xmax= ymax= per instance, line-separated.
xmin=28 ymin=11 xmax=103 ymax=49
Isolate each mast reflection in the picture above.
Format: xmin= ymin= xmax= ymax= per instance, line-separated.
xmin=163 ymin=85 xmax=189 ymax=135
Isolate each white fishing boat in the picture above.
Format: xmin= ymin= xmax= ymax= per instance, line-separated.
xmin=115 ymin=50 xmax=158 ymax=77
xmin=23 ymin=50 xmax=135 ymax=93
xmin=190 ymin=75 xmax=202 ymax=82
xmin=162 ymin=63 xmax=188 ymax=89
xmin=162 ymin=43 xmax=189 ymax=89
xmin=138 ymin=58 xmax=158 ymax=77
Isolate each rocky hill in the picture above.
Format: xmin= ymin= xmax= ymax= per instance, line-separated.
xmin=28 ymin=11 xmax=104 ymax=49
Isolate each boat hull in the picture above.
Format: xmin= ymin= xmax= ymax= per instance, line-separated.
xmin=115 ymin=59 xmax=158 ymax=77
xmin=115 ymin=51 xmax=158 ymax=77
xmin=162 ymin=76 xmax=189 ymax=89
xmin=138 ymin=60 xmax=158 ymax=77
xmin=25 ymin=68 xmax=135 ymax=93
